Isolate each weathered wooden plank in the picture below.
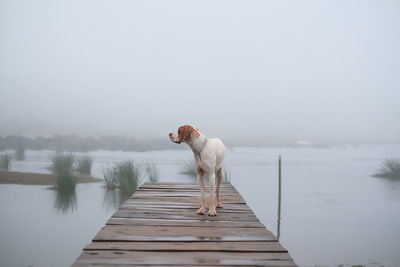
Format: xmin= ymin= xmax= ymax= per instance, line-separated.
xmin=96 ymin=225 xmax=272 ymax=236
xmin=112 ymin=210 xmax=259 ymax=221
xmin=129 ymin=196 xmax=246 ymax=204
xmin=118 ymin=207 xmax=252 ymax=213
xmin=120 ymin=202 xmax=252 ymax=211
xmin=133 ymin=192 xmax=239 ymax=197
xmin=118 ymin=206 xmax=253 ymax=214
xmin=136 ymin=185 xmax=237 ymax=193
xmin=107 ymin=218 xmax=265 ymax=228
xmin=140 ymin=182 xmax=232 ymax=187
xmin=73 ymin=251 xmax=296 ymax=266
xmin=137 ymin=185 xmax=236 ymax=190
xmin=74 ymin=264 xmax=295 ymax=267
xmin=94 ymin=225 xmax=275 ymax=242
xmin=74 ymin=265 xmax=295 ymax=267
xmin=85 ymin=241 xmax=287 ymax=252
xmin=136 ymin=188 xmax=238 ymax=192
xmin=119 ymin=202 xmax=252 ymax=212
xmin=137 ymin=186 xmax=236 ymax=190
xmin=137 ymin=185 xmax=233 ymax=189
xmin=134 ymin=195 xmax=242 ymax=199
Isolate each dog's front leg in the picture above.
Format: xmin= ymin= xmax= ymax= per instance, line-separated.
xmin=196 ymin=171 xmax=207 ymax=215
xmin=216 ymin=168 xmax=223 ymax=208
xmin=208 ymin=172 xmax=217 ymax=216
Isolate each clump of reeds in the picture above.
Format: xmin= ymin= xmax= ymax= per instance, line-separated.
xmin=144 ymin=162 xmax=159 ymax=183
xmin=178 ymin=160 xmax=231 ymax=183
xmin=50 ymin=154 xmax=76 ymax=192
xmin=0 ymin=153 xmax=11 ymax=171
xmin=222 ymin=168 xmax=231 ymax=184
xmin=103 ymin=161 xmax=142 ymax=195
xmin=103 ymin=165 xmax=119 ymax=189
xmin=179 ymin=160 xmax=197 ymax=176
xmin=374 ymin=158 xmax=400 ymax=179
xmin=76 ymin=156 xmax=92 ymax=176
xmin=15 ymin=146 xmax=25 ymax=161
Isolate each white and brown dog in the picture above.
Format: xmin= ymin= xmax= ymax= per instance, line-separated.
xmin=169 ymin=125 xmax=226 ymax=216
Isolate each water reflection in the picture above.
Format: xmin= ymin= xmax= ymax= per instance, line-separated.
xmin=51 ymin=185 xmax=132 ymax=213
xmin=276 ymin=197 xmax=281 ymax=240
xmin=53 ymin=189 xmax=77 ymax=213
xmin=277 ymin=155 xmax=282 ymax=240
xmin=378 ymin=176 xmax=400 ymax=201
xmin=103 ymin=188 xmax=131 ymax=210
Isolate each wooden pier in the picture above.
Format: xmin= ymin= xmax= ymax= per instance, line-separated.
xmin=73 ymin=183 xmax=297 ymax=266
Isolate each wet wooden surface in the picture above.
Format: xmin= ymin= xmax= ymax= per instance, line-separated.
xmin=73 ymin=183 xmax=297 ymax=266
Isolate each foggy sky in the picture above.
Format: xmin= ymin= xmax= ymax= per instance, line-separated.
xmin=1 ymin=0 xmax=399 ymax=143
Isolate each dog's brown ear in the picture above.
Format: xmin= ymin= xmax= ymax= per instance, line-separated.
xmin=178 ymin=125 xmax=191 ymax=142
xmin=191 ymin=127 xmax=200 ymax=138
xmin=178 ymin=125 xmax=199 ymax=141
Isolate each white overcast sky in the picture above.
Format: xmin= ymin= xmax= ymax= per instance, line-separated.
xmin=0 ymin=0 xmax=399 ymax=143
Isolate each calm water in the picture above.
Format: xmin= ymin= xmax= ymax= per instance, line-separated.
xmin=0 ymin=145 xmax=400 ymax=267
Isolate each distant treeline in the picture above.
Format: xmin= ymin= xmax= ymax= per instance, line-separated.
xmin=1 ymin=134 xmax=365 ymax=152
xmin=0 ymin=135 xmax=182 ymax=152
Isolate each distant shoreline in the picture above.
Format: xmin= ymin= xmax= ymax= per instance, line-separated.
xmin=2 ymin=134 xmax=398 ymax=153
xmin=0 ymin=171 xmax=103 ymax=185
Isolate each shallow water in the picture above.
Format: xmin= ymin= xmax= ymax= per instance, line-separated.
xmin=0 ymin=145 xmax=399 ymax=266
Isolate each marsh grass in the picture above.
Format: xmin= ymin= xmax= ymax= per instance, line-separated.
xmin=103 ymin=161 xmax=142 ymax=195
xmin=76 ymin=156 xmax=92 ymax=176
xmin=179 ymin=160 xmax=197 ymax=176
xmin=0 ymin=153 xmax=11 ymax=171
xmin=50 ymin=154 xmax=76 ymax=192
xmin=222 ymin=168 xmax=231 ymax=184
xmin=103 ymin=166 xmax=119 ymax=189
xmin=374 ymin=158 xmax=400 ymax=179
xmin=15 ymin=146 xmax=25 ymax=161
xmin=179 ymin=160 xmax=231 ymax=183
xmin=144 ymin=162 xmax=159 ymax=182
xmin=116 ymin=161 xmax=142 ymax=194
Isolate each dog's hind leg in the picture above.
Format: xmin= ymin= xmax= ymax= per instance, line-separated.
xmin=196 ymin=168 xmax=207 ymax=215
xmin=216 ymin=168 xmax=223 ymax=209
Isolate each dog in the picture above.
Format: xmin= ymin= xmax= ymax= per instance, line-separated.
xmin=169 ymin=125 xmax=226 ymax=216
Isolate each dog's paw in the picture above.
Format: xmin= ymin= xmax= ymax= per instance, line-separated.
xmin=217 ymin=201 xmax=223 ymax=209
xmin=208 ymin=206 xmax=217 ymax=216
xmin=196 ymin=206 xmax=206 ymax=215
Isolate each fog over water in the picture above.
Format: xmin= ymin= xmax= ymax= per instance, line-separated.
xmin=1 ymin=1 xmax=399 ymax=144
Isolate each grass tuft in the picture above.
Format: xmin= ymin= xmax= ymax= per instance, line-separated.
xmin=0 ymin=153 xmax=11 ymax=171
xmin=222 ymin=168 xmax=231 ymax=184
xmin=179 ymin=160 xmax=197 ymax=176
xmin=50 ymin=153 xmax=76 ymax=192
xmin=103 ymin=161 xmax=142 ymax=195
xmin=179 ymin=160 xmax=231 ymax=183
xmin=374 ymin=158 xmax=400 ymax=179
xmin=103 ymin=166 xmax=119 ymax=190
xmin=15 ymin=146 xmax=25 ymax=161
xmin=144 ymin=162 xmax=159 ymax=183
xmin=76 ymin=156 xmax=92 ymax=176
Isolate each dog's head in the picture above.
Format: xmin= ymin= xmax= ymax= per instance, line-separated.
xmin=169 ymin=125 xmax=200 ymax=144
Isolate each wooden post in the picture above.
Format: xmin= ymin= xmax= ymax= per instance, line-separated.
xmin=277 ymin=155 xmax=282 ymax=240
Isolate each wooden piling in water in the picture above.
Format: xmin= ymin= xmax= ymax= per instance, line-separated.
xmin=277 ymin=155 xmax=282 ymax=240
